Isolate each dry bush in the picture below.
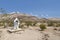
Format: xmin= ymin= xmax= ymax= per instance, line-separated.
xmin=47 ymin=22 xmax=54 ymax=26
xmin=25 ymin=21 xmax=32 ymax=27
xmin=39 ymin=24 xmax=46 ymax=31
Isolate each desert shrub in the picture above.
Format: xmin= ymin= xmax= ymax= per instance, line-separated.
xmin=8 ymin=23 xmax=13 ymax=26
xmin=0 ymin=19 xmax=14 ymax=27
xmin=4 ymin=23 xmax=8 ymax=28
xmin=39 ymin=24 xmax=46 ymax=31
xmin=0 ymin=21 xmax=5 ymax=26
xmin=8 ymin=21 xmax=13 ymax=26
xmin=20 ymin=24 xmax=24 ymax=28
xmin=55 ymin=23 xmax=60 ymax=27
xmin=25 ymin=21 xmax=32 ymax=27
xmin=32 ymin=22 xmax=37 ymax=26
xmin=47 ymin=22 xmax=54 ymax=26
xmin=0 ymin=23 xmax=4 ymax=26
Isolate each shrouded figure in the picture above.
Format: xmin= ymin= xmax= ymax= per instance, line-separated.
xmin=14 ymin=18 xmax=20 ymax=29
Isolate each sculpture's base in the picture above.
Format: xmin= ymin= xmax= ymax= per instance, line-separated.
xmin=8 ymin=28 xmax=23 ymax=33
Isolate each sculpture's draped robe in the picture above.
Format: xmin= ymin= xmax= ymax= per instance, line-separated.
xmin=14 ymin=18 xmax=20 ymax=29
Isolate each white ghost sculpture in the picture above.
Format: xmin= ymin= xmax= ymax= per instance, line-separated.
xmin=14 ymin=18 xmax=20 ymax=29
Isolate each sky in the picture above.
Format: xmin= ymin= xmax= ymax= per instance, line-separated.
xmin=0 ymin=0 xmax=60 ymax=18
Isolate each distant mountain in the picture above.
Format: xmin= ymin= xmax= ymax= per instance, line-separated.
xmin=47 ymin=18 xmax=60 ymax=23
xmin=48 ymin=18 xmax=60 ymax=21
xmin=0 ymin=12 xmax=40 ymax=22
xmin=0 ymin=12 xmax=60 ymax=23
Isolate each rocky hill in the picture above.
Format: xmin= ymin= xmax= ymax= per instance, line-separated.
xmin=0 ymin=12 xmax=60 ymax=23
xmin=0 ymin=12 xmax=41 ymax=22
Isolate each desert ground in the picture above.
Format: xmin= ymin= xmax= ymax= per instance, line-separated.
xmin=0 ymin=27 xmax=60 ymax=40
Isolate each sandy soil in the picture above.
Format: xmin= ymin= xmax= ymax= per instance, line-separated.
xmin=0 ymin=27 xmax=60 ymax=40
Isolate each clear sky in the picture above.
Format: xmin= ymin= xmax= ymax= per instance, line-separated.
xmin=0 ymin=0 xmax=60 ymax=18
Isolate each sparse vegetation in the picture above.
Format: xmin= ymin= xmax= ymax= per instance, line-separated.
xmin=32 ymin=22 xmax=37 ymax=26
xmin=25 ymin=21 xmax=32 ymax=27
xmin=0 ymin=20 xmax=14 ymax=27
xmin=55 ymin=23 xmax=60 ymax=27
xmin=39 ymin=23 xmax=46 ymax=31
xmin=0 ymin=21 xmax=5 ymax=26
xmin=8 ymin=21 xmax=13 ymax=27
xmin=47 ymin=21 xmax=54 ymax=26
xmin=20 ymin=24 xmax=24 ymax=28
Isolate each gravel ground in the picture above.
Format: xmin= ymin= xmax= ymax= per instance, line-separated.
xmin=0 ymin=27 xmax=60 ymax=40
